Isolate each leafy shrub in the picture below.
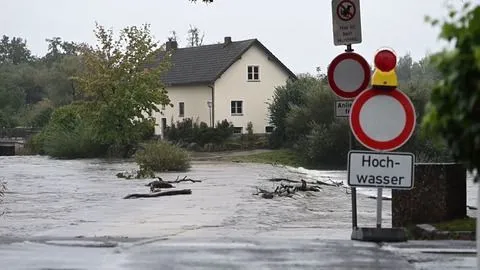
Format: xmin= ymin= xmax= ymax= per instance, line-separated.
xmin=41 ymin=104 xmax=108 ymax=158
xmin=267 ymin=76 xmax=316 ymax=147
xmin=135 ymin=141 xmax=190 ymax=172
xmin=266 ymin=72 xmax=453 ymax=168
xmin=23 ymin=99 xmax=55 ymax=128
xmin=135 ymin=118 xmax=156 ymax=141
xmin=296 ymin=120 xmax=350 ymax=168
xmin=22 ymin=132 xmax=46 ymax=155
xmin=43 ymin=121 xmax=108 ymax=159
xmin=165 ymin=118 xmax=234 ymax=146
xmin=246 ymin=121 xmax=255 ymax=141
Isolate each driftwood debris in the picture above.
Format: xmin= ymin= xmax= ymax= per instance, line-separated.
xmin=145 ymin=176 xmax=202 ymax=193
xmin=314 ymin=179 xmax=343 ymax=187
xmin=267 ymin=178 xmax=301 ymax=183
xmin=167 ymin=176 xmax=202 ymax=184
xmin=255 ymin=180 xmax=321 ymax=199
xmin=123 ymin=189 xmax=192 ymax=199
xmin=145 ymin=178 xmax=175 ymax=192
xmin=266 ymin=177 xmax=342 ymax=187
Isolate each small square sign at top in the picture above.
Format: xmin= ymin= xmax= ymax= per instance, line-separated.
xmin=332 ymin=0 xmax=362 ymax=46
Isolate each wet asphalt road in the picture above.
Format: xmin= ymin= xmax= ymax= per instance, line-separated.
xmin=0 ymin=156 xmax=477 ymax=269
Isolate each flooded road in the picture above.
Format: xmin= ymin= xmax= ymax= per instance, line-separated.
xmin=0 ymin=155 xmax=387 ymax=239
xmin=0 ymin=155 xmax=476 ymax=269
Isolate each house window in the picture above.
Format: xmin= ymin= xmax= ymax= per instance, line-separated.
xmin=247 ymin=65 xmax=259 ymax=81
xmin=179 ymin=102 xmax=184 ymax=117
xmin=233 ymin=127 xmax=243 ymax=134
xmin=231 ymin=101 xmax=243 ymax=115
xmin=265 ymin=126 xmax=274 ymax=133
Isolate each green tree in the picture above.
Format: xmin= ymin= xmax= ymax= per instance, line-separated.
xmin=0 ymin=35 xmax=34 ymax=64
xmin=44 ymin=37 xmax=80 ymax=65
xmin=422 ymin=3 xmax=480 ymax=182
xmin=44 ymin=55 xmax=82 ymax=105
xmin=73 ymin=22 xmax=171 ymax=149
xmin=268 ymin=75 xmax=322 ymax=147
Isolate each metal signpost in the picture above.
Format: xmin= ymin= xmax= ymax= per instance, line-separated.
xmin=349 ymin=49 xmax=416 ymax=241
xmin=329 ymin=0 xmax=368 ymax=231
xmin=330 ymin=0 xmax=416 ymax=242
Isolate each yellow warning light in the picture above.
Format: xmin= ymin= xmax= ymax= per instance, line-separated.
xmin=372 ymin=48 xmax=398 ymax=90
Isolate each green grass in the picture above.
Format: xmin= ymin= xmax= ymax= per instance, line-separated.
xmin=230 ymin=149 xmax=304 ymax=168
xmin=433 ymin=217 xmax=476 ymax=232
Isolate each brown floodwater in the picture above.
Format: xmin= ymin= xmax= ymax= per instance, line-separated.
xmin=0 ymin=156 xmax=475 ymax=241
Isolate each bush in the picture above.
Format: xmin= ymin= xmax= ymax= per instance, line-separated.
xmin=266 ymin=70 xmax=453 ymax=169
xmin=24 ymin=132 xmax=46 ymax=155
xmin=296 ymin=120 xmax=350 ymax=168
xmin=268 ymin=75 xmax=335 ymax=148
xmin=165 ymin=118 xmax=234 ymax=146
xmin=41 ymin=104 xmax=109 ymax=159
xmin=43 ymin=121 xmax=108 ymax=159
xmin=135 ymin=118 xmax=156 ymax=141
xmin=135 ymin=141 xmax=190 ymax=172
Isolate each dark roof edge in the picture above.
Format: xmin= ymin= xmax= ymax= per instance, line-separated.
xmin=165 ymin=80 xmax=214 ymax=87
xmin=213 ymin=39 xmax=298 ymax=82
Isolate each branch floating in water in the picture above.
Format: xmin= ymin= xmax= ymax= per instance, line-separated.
xmin=123 ymin=189 xmax=192 ymax=199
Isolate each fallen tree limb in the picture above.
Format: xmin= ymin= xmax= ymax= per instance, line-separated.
xmin=266 ymin=178 xmax=300 ymax=183
xmin=254 ymin=180 xmax=322 ymax=199
xmin=123 ymin=189 xmax=192 ymax=199
xmin=266 ymin=177 xmax=342 ymax=188
xmin=315 ymin=180 xmax=343 ymax=187
xmin=367 ymin=195 xmax=392 ymax=201
xmin=166 ymin=176 xmax=202 ymax=184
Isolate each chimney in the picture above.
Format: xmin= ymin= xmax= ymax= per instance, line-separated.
xmin=224 ymin=36 xmax=232 ymax=46
xmin=166 ymin=40 xmax=178 ymax=51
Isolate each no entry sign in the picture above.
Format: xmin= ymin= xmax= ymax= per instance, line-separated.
xmin=327 ymin=52 xmax=370 ymax=99
xmin=349 ymin=88 xmax=416 ymax=152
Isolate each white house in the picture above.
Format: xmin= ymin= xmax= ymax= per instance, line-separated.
xmin=152 ymin=36 xmax=297 ymax=137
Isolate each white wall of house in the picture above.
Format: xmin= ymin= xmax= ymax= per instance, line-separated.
xmin=154 ymin=85 xmax=212 ymax=137
xmin=213 ymin=44 xmax=291 ymax=134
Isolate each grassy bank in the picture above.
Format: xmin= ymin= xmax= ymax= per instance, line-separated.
xmin=406 ymin=217 xmax=476 ymax=240
xmin=433 ymin=217 xmax=476 ymax=232
xmin=227 ymin=148 xmax=348 ymax=170
xmin=229 ymin=149 xmax=304 ymax=168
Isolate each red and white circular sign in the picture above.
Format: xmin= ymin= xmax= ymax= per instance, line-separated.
xmin=349 ymin=88 xmax=416 ymax=152
xmin=327 ymin=52 xmax=371 ymax=99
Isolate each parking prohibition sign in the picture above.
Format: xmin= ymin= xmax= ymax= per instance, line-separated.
xmin=332 ymin=0 xmax=362 ymax=45
xmin=349 ymin=88 xmax=416 ymax=152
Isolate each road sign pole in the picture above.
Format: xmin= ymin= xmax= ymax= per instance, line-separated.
xmin=376 ymin=188 xmax=382 ymax=228
xmin=350 ymin=130 xmax=357 ymax=229
xmin=345 ymin=42 xmax=357 ymax=229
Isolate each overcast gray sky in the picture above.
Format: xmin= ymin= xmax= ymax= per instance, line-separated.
xmin=2 ymin=0 xmax=464 ymax=74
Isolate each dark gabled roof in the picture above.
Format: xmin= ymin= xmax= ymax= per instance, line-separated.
xmin=154 ymin=38 xmax=297 ymax=86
